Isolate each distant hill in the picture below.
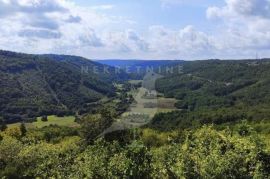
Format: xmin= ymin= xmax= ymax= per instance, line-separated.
xmin=97 ymin=60 xmax=183 ymax=79
xmin=150 ymin=59 xmax=270 ymax=130
xmin=0 ymin=50 xmax=126 ymax=123
xmin=97 ymin=59 xmax=182 ymax=68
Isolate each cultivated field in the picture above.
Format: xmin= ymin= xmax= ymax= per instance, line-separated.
xmin=101 ymin=86 xmax=178 ymax=135
xmin=126 ymin=87 xmax=177 ymax=117
xmin=7 ymin=115 xmax=79 ymax=129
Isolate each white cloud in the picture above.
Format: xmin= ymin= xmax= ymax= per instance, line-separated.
xmin=90 ymin=4 xmax=115 ymax=10
xmin=0 ymin=0 xmax=136 ymax=57
xmin=207 ymin=0 xmax=270 ymax=19
xmin=205 ymin=0 xmax=270 ymax=58
xmin=1 ymin=0 xmax=270 ymax=60
xmin=146 ymin=25 xmax=216 ymax=59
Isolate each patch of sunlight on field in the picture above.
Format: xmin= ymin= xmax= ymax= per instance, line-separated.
xmin=7 ymin=122 xmax=33 ymax=129
xmin=8 ymin=115 xmax=79 ymax=129
xmin=33 ymin=116 xmax=79 ymax=128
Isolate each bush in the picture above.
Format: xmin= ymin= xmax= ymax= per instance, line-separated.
xmin=150 ymin=126 xmax=269 ymax=178
xmin=41 ymin=116 xmax=48 ymax=122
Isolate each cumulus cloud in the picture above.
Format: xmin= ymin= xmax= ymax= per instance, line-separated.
xmin=0 ymin=0 xmax=67 ymax=16
xmin=0 ymin=0 xmax=128 ymax=56
xmin=0 ymin=0 xmax=69 ymax=31
xmin=207 ymin=0 xmax=270 ymax=19
xmin=101 ymin=30 xmax=149 ymax=54
xmin=78 ymin=29 xmax=104 ymax=47
xmin=205 ymin=0 xmax=270 ymax=58
xmin=146 ymin=25 xmax=216 ymax=59
xmin=126 ymin=30 xmax=149 ymax=51
xmin=1 ymin=0 xmax=270 ymax=60
xmin=18 ymin=29 xmax=62 ymax=39
xmin=65 ymin=15 xmax=81 ymax=23
xmin=90 ymin=4 xmax=115 ymax=10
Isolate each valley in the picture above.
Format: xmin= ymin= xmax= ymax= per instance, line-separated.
xmin=1 ymin=51 xmax=270 ymax=178
xmin=2 ymin=0 xmax=270 ymax=177
xmin=101 ymin=84 xmax=177 ymax=135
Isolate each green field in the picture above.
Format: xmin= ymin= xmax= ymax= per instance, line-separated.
xmin=7 ymin=115 xmax=79 ymax=129
xmin=128 ymin=80 xmax=142 ymax=85
xmin=124 ymin=87 xmax=177 ymax=118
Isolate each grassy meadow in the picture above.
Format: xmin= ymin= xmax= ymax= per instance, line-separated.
xmin=7 ymin=115 xmax=79 ymax=129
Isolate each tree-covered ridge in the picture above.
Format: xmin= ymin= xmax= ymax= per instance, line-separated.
xmin=0 ymin=50 xmax=121 ymax=123
xmin=153 ymin=59 xmax=270 ymax=130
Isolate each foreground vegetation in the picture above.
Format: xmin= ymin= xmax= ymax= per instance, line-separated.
xmin=1 ymin=121 xmax=270 ymax=178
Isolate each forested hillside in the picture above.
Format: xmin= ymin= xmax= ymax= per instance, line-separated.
xmin=152 ymin=59 xmax=270 ymax=130
xmin=0 ymin=50 xmax=126 ymax=123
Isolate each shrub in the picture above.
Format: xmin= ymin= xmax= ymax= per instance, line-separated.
xmin=41 ymin=116 xmax=48 ymax=122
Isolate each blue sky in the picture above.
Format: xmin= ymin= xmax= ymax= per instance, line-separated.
xmin=74 ymin=0 xmax=224 ymax=33
xmin=0 ymin=0 xmax=269 ymax=60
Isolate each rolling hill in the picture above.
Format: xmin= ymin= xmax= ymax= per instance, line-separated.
xmin=150 ymin=59 xmax=270 ymax=130
xmin=0 ymin=50 xmax=126 ymax=123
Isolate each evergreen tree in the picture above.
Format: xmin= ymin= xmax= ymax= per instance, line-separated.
xmin=0 ymin=117 xmax=7 ymax=131
xmin=20 ymin=123 xmax=27 ymax=137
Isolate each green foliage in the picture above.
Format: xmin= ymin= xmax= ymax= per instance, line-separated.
xmin=0 ymin=126 xmax=80 ymax=178
xmin=155 ymin=60 xmax=270 ymax=126
xmin=41 ymin=115 xmax=48 ymax=122
xmin=73 ymin=139 xmax=152 ymax=178
xmin=0 ymin=117 xmax=7 ymax=131
xmin=0 ymin=125 xmax=270 ymax=178
xmin=0 ymin=135 xmax=23 ymax=177
xmin=23 ymin=125 xmax=79 ymax=143
xmin=2 ymin=127 xmax=22 ymax=139
xmin=0 ymin=50 xmax=118 ymax=123
xmin=73 ymin=139 xmax=115 ymax=178
xmin=236 ymin=120 xmax=254 ymax=136
xmin=19 ymin=123 xmax=27 ymax=137
xmin=2 ymin=55 xmax=270 ymax=178
xmin=114 ymin=89 xmax=135 ymax=115
xmin=141 ymin=128 xmax=179 ymax=147
xmin=79 ymin=110 xmax=114 ymax=144
xmin=150 ymin=126 xmax=270 ymax=178
xmin=17 ymin=137 xmax=80 ymax=178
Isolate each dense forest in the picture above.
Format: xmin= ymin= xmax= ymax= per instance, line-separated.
xmin=0 ymin=50 xmax=127 ymax=123
xmin=153 ymin=59 xmax=270 ymax=130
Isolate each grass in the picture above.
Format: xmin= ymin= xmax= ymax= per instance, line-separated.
xmin=105 ymin=87 xmax=179 ymax=132
xmin=114 ymin=83 xmax=124 ymax=90
xmin=8 ymin=115 xmax=79 ymax=129
xmin=123 ymin=87 xmax=178 ymax=118
xmin=129 ymin=80 xmax=143 ymax=85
